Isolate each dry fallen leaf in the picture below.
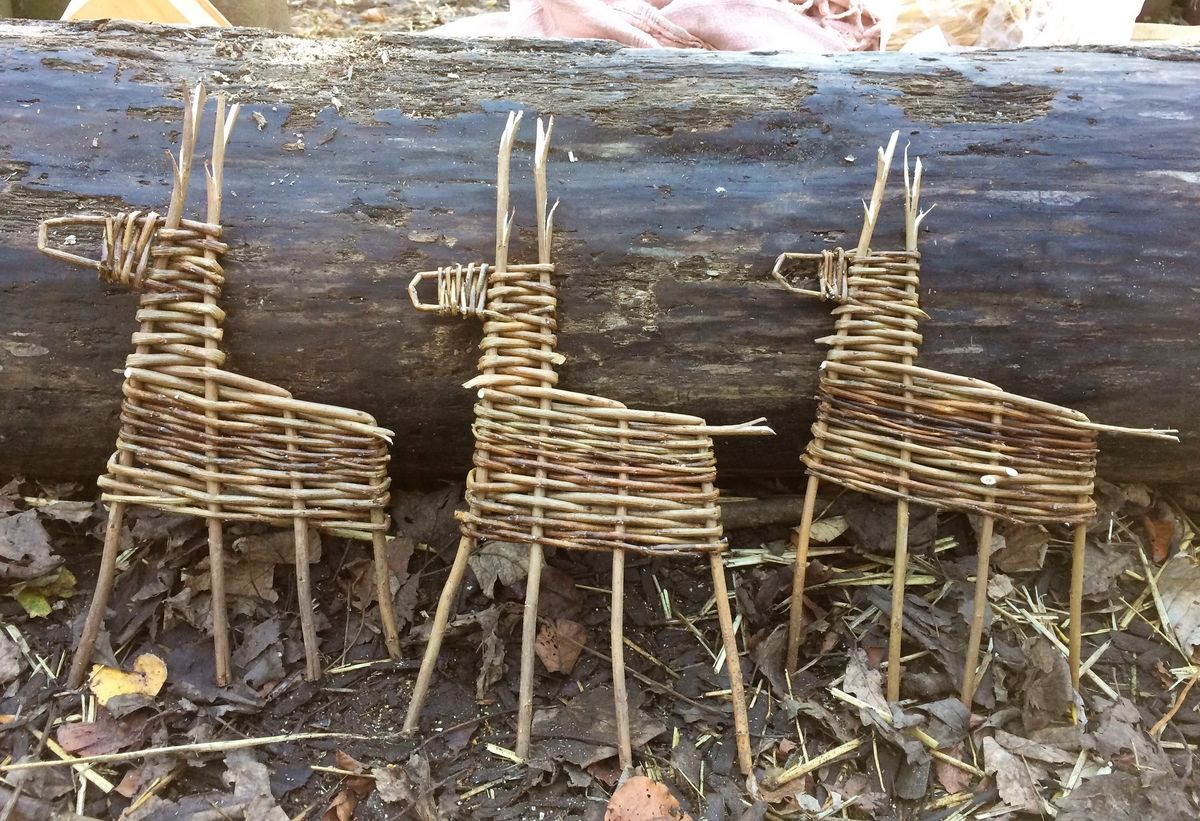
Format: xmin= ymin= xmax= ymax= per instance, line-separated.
xmin=374 ymin=754 xmax=439 ymax=820
xmin=535 ymin=564 xmax=583 ymax=620
xmin=1020 ymin=637 xmax=1075 ymax=731
xmin=605 ymin=775 xmax=692 ymax=821
xmin=11 ymin=566 xmax=76 ymax=617
xmin=843 ymin=648 xmax=889 ymax=715
xmin=0 ymin=478 xmax=20 ymax=515
xmin=0 ymin=509 xmax=61 ymax=581
xmin=0 ymin=631 xmax=22 ymax=684
xmin=535 ymin=618 xmax=588 ymax=674
xmin=808 ymin=515 xmax=849 ymax=543
xmin=225 ymin=750 xmax=288 ymax=821
xmin=1156 ymin=554 xmax=1200 ymax=657
xmin=56 ymin=710 xmax=148 ymax=757
xmin=38 ymin=500 xmax=94 ymax=524
xmin=322 ymin=751 xmax=375 ymax=821
xmin=934 ymin=741 xmax=975 ymax=794
xmin=993 ymin=522 xmax=1050 ymax=574
xmin=1142 ymin=503 xmax=1178 ymax=562
xmin=983 ymin=736 xmax=1046 ymax=814
xmin=475 ymin=606 xmax=507 ymax=700
xmin=88 ymin=653 xmax=167 ymax=706
xmin=468 ymin=541 xmax=529 ymax=596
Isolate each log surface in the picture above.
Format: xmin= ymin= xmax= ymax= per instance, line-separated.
xmin=0 ymin=20 xmax=1195 ymax=484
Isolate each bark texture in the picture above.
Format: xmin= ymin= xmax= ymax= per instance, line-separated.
xmin=0 ymin=20 xmax=1195 ymax=483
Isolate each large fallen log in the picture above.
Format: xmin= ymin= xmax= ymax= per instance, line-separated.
xmin=0 ymin=20 xmax=1194 ymax=484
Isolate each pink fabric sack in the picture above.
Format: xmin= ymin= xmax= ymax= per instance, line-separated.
xmin=426 ymin=0 xmax=879 ymax=52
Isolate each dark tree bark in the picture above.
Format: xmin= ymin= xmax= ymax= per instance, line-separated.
xmin=0 ymin=21 xmax=1194 ymax=484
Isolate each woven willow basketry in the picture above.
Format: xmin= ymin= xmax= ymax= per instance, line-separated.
xmin=38 ymin=83 xmax=401 ymax=689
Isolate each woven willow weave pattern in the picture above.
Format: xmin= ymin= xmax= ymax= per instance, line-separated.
xmin=38 ymin=83 xmax=401 ymax=688
xmin=776 ymin=133 xmax=1177 ymax=706
xmin=791 ymin=246 xmax=1105 ymax=526
xmin=403 ymin=112 xmax=772 ymax=776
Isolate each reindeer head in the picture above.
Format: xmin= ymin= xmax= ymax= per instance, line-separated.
xmin=408 ymin=262 xmax=499 ymax=321
xmin=772 ymin=131 xmax=932 ymax=314
xmin=770 ymin=249 xmax=850 ymax=304
xmin=38 ymin=211 xmax=169 ymax=290
xmin=36 ymin=81 xmax=238 ymax=293
xmin=408 ymin=110 xmax=560 ymax=324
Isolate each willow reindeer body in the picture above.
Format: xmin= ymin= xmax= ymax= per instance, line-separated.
xmin=777 ymin=133 xmax=1177 ymax=705
xmin=404 ymin=113 xmax=772 ymax=775
xmin=39 ymin=84 xmax=401 ymax=689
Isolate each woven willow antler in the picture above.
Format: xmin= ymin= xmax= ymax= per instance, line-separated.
xmin=38 ymin=82 xmax=401 ymax=689
xmin=402 ymin=112 xmax=773 ymax=776
xmin=775 ymin=132 xmax=1178 ymax=707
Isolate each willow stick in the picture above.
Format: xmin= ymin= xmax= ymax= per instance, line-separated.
xmin=201 ymin=88 xmax=238 ymax=685
xmin=372 ymin=508 xmax=402 ymax=659
xmin=515 ymin=112 xmax=550 ymax=761
xmin=65 ymin=504 xmax=126 ymax=688
xmin=961 ymin=515 xmax=994 ymax=705
xmin=288 ymin=412 xmax=320 ymax=681
xmin=785 ymin=475 xmax=820 ymax=671
xmin=403 ymin=536 xmax=474 ymax=732
xmin=707 ymin=481 xmax=753 ymax=776
xmin=962 ymin=409 xmax=1003 ymax=706
xmin=1068 ymin=508 xmax=1088 ymax=693
xmin=860 ymin=135 xmax=907 ymax=704
xmin=612 ymin=418 xmax=633 ymax=770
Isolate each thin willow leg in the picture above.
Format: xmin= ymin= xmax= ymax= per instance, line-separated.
xmin=403 ymin=536 xmax=474 ymax=732
xmin=710 ymin=552 xmax=753 ymax=776
xmin=209 ymin=518 xmax=231 ymax=686
xmin=786 ymin=475 xmax=820 ymax=672
xmin=372 ymin=508 xmax=402 ymax=660
xmin=66 ymin=502 xmax=127 ymax=689
xmin=887 ymin=499 xmax=910 ymax=703
xmin=961 ymin=515 xmax=995 ymax=706
xmin=515 ymin=543 xmax=545 ymax=760
xmin=611 ymin=548 xmax=632 ymax=770
xmin=1069 ymin=522 xmax=1087 ymax=693
xmin=293 ymin=516 xmax=321 ymax=681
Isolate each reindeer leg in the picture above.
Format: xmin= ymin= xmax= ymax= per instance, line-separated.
xmin=66 ymin=502 xmax=127 ymax=689
xmin=515 ymin=542 xmax=545 ymax=761
xmin=403 ymin=535 xmax=474 ymax=733
xmin=710 ymin=552 xmax=753 ymax=776
xmin=786 ymin=475 xmax=820 ymax=672
xmin=961 ymin=515 xmax=995 ymax=707
xmin=293 ymin=516 xmax=321 ymax=681
xmin=1069 ymin=521 xmax=1087 ymax=694
xmin=887 ymin=499 xmax=910 ymax=703
xmin=372 ymin=507 xmax=402 ymax=660
xmin=611 ymin=548 xmax=633 ymax=771
xmin=208 ymin=519 xmax=232 ymax=686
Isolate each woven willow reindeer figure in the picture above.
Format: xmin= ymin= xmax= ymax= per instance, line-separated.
xmin=404 ymin=112 xmax=772 ymax=774
xmin=775 ymin=133 xmax=1177 ymax=706
xmin=38 ymin=83 xmax=401 ymax=689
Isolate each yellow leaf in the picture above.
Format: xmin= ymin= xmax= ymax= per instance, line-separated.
xmin=87 ymin=654 xmax=167 ymax=706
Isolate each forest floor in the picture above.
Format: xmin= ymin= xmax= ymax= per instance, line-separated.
xmin=2 ymin=474 xmax=1199 ymax=819
xmin=2 ymin=2 xmax=1199 ymax=821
